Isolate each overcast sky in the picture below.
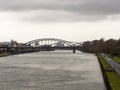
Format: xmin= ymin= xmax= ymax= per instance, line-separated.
xmin=0 ymin=0 xmax=120 ymax=42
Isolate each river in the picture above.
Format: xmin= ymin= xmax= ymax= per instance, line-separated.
xmin=0 ymin=50 xmax=106 ymax=90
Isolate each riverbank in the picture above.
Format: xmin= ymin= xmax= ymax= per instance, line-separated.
xmin=0 ymin=52 xmax=9 ymax=57
xmin=97 ymin=53 xmax=120 ymax=90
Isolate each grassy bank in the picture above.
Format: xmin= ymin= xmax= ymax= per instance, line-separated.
xmin=107 ymin=54 xmax=120 ymax=64
xmin=0 ymin=52 xmax=9 ymax=57
xmin=97 ymin=54 xmax=120 ymax=90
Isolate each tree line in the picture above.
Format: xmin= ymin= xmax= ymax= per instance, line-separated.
xmin=81 ymin=38 xmax=120 ymax=56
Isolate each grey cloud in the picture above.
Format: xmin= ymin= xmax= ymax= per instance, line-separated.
xmin=0 ymin=0 xmax=120 ymax=14
xmin=18 ymin=10 xmax=107 ymax=22
xmin=0 ymin=0 xmax=120 ymax=21
xmin=0 ymin=0 xmax=81 ymax=11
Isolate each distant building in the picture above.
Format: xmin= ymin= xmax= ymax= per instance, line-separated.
xmin=11 ymin=40 xmax=18 ymax=47
xmin=0 ymin=42 xmax=12 ymax=47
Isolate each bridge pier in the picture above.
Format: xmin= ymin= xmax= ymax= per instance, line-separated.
xmin=73 ymin=46 xmax=76 ymax=53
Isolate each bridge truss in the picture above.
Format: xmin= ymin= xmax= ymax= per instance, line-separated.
xmin=26 ymin=38 xmax=81 ymax=47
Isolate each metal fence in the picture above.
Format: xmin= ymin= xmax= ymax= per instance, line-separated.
xmin=101 ymin=53 xmax=120 ymax=77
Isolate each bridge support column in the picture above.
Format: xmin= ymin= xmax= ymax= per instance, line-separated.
xmin=73 ymin=46 xmax=76 ymax=53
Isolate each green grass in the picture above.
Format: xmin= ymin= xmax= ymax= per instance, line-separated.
xmin=97 ymin=54 xmax=120 ymax=90
xmin=107 ymin=72 xmax=120 ymax=90
xmin=107 ymin=54 xmax=120 ymax=64
xmin=98 ymin=54 xmax=111 ymax=69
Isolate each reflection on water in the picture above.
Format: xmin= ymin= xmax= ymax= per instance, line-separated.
xmin=0 ymin=50 xmax=106 ymax=90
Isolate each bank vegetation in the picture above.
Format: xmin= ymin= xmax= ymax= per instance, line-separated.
xmin=81 ymin=38 xmax=120 ymax=56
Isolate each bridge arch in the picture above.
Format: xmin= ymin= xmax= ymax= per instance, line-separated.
xmin=26 ymin=38 xmax=81 ymax=47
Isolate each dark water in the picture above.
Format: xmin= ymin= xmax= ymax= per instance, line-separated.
xmin=0 ymin=50 xmax=106 ymax=90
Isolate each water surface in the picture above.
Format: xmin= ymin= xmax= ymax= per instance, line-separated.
xmin=0 ymin=50 xmax=106 ymax=90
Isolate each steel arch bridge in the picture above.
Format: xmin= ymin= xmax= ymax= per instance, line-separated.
xmin=26 ymin=38 xmax=81 ymax=47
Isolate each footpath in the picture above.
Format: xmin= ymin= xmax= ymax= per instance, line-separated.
xmin=97 ymin=53 xmax=120 ymax=90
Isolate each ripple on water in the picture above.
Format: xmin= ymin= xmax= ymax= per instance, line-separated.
xmin=0 ymin=50 xmax=106 ymax=90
